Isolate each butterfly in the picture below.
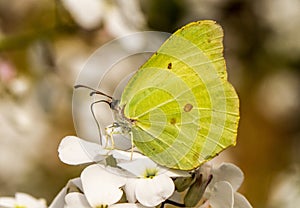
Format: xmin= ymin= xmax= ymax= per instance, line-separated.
xmin=76 ymin=20 xmax=240 ymax=170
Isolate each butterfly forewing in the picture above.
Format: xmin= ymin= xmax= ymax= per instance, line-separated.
xmin=120 ymin=20 xmax=239 ymax=170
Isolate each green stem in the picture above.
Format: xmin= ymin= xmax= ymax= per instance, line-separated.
xmin=160 ymin=199 xmax=186 ymax=207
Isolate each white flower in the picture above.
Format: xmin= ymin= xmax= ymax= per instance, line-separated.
xmin=65 ymin=191 xmax=146 ymax=208
xmin=268 ymin=165 xmax=300 ymax=208
xmin=199 ymin=181 xmax=234 ymax=208
xmin=81 ymin=164 xmax=126 ymax=206
xmin=49 ymin=178 xmax=82 ymax=208
xmin=49 ymin=166 xmax=152 ymax=208
xmin=118 ymin=155 xmax=188 ymax=207
xmin=109 ymin=203 xmax=149 ymax=208
xmin=58 ymin=136 xmax=142 ymax=167
xmin=64 ymin=192 xmax=90 ymax=208
xmin=63 ymin=164 xmax=126 ymax=208
xmin=61 ymin=0 xmax=146 ymax=34
xmin=58 ymin=136 xmax=111 ymax=165
xmin=201 ymin=163 xmax=252 ymax=208
xmin=0 ymin=192 xmax=47 ymax=208
xmin=61 ymin=0 xmax=104 ymax=29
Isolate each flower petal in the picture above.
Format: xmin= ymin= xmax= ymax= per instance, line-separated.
xmin=135 ymin=174 xmax=175 ymax=207
xmin=0 ymin=197 xmax=16 ymax=207
xmin=112 ymin=150 xmax=145 ymax=161
xmin=209 ymin=181 xmax=234 ymax=208
xmin=65 ymin=192 xmax=91 ymax=208
xmin=234 ymin=192 xmax=253 ymax=208
xmin=211 ymin=163 xmax=244 ymax=191
xmin=0 ymin=193 xmax=47 ymax=208
xmin=158 ymin=166 xmax=190 ymax=178
xmin=110 ymin=203 xmax=153 ymax=208
xmin=81 ymin=164 xmax=126 ymax=206
xmin=58 ymin=136 xmax=109 ymax=165
xmin=118 ymin=157 xmax=157 ymax=177
xmin=49 ymin=178 xmax=82 ymax=208
xmin=15 ymin=193 xmax=47 ymax=208
xmin=61 ymin=0 xmax=104 ymax=29
xmin=124 ymin=178 xmax=138 ymax=203
xmin=49 ymin=188 xmax=66 ymax=208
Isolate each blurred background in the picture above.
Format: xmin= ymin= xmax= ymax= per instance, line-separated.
xmin=0 ymin=0 xmax=299 ymax=207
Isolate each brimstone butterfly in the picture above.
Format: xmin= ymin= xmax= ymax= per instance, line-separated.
xmin=78 ymin=20 xmax=240 ymax=170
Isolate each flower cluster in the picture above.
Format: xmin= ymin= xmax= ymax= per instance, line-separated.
xmin=0 ymin=192 xmax=47 ymax=208
xmin=53 ymin=136 xmax=252 ymax=208
xmin=52 ymin=136 xmax=189 ymax=207
xmin=0 ymin=135 xmax=252 ymax=208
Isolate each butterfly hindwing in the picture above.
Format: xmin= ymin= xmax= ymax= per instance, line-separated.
xmin=120 ymin=20 xmax=239 ymax=170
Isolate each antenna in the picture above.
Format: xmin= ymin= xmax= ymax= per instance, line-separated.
xmin=74 ymin=84 xmax=113 ymax=145
xmin=74 ymin=84 xmax=113 ymax=99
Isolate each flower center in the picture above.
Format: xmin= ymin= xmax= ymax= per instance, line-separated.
xmin=144 ymin=168 xmax=158 ymax=179
xmin=95 ymin=205 xmax=108 ymax=208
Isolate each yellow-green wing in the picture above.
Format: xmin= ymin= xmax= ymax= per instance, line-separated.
xmin=120 ymin=20 xmax=239 ymax=170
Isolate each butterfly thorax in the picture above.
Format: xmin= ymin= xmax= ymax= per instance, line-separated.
xmin=108 ymin=99 xmax=132 ymax=135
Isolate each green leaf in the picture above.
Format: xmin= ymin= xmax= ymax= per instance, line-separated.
xmin=184 ymin=171 xmax=212 ymax=207
xmin=174 ymin=176 xmax=194 ymax=192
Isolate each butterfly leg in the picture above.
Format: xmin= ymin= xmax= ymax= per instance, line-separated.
xmin=105 ymin=122 xmax=125 ymax=149
xmin=130 ymin=132 xmax=134 ymax=160
xmin=104 ymin=126 xmax=111 ymax=149
xmin=110 ymin=131 xmax=115 ymax=149
xmin=104 ymin=124 xmax=115 ymax=149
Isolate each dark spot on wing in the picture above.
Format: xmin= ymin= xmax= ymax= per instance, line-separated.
xmin=170 ymin=117 xmax=176 ymax=125
xmin=167 ymin=62 xmax=172 ymax=69
xmin=184 ymin=103 xmax=193 ymax=112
